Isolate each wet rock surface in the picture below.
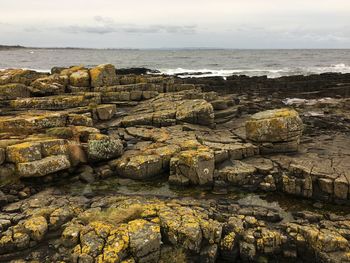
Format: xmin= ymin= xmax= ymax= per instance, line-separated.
xmin=0 ymin=65 xmax=350 ymax=262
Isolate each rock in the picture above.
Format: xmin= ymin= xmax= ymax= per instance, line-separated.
xmin=0 ymin=164 xmax=16 ymax=184
xmin=0 ymin=218 xmax=11 ymax=231
xmin=23 ymin=216 xmax=48 ymax=241
xmin=200 ymin=244 xmax=218 ymax=263
xmin=220 ymin=232 xmax=238 ymax=261
xmin=170 ymin=146 xmax=215 ymax=185
xmin=16 ymin=155 xmax=71 ymax=177
xmin=211 ymin=99 xmax=229 ymax=110
xmin=239 ymin=241 xmax=256 ymax=261
xmin=0 ymin=148 xmax=5 ymax=165
xmin=245 ymin=108 xmax=303 ymax=153
xmin=334 ymin=176 xmax=348 ymax=200
xmin=255 ymin=228 xmax=282 ymax=254
xmin=281 ymin=171 xmax=313 ymax=198
xmin=69 ymin=70 xmax=90 ymax=87
xmin=87 ymin=134 xmax=123 ymax=162
xmin=9 ymin=94 xmax=100 ymax=110
xmin=90 ymin=64 xmax=117 ymax=87
xmin=318 ymin=177 xmax=333 ymax=194
xmin=260 ymin=174 xmax=277 ymax=191
xmin=79 ymin=228 xmax=105 ymax=258
xmin=0 ymin=68 xmax=45 ymax=85
xmin=286 ymin=223 xmax=349 ymax=255
xmin=95 ymin=165 xmax=113 ymax=179
xmin=30 ymin=74 xmax=67 ymax=95
xmin=6 ymin=142 xmax=42 ymax=163
xmin=97 ymin=223 xmax=129 ymax=262
xmin=168 ymin=174 xmax=190 ymax=186
xmin=49 ymin=207 xmax=75 ymax=230
xmin=46 ymin=127 xmax=74 ymax=139
xmin=0 ymin=83 xmax=30 ymax=100
xmin=0 ymin=190 xmax=8 ymax=207
xmin=176 ymin=99 xmax=215 ymax=126
xmin=40 ymin=139 xmax=68 ymax=157
xmin=79 ymin=165 xmax=96 ymax=183
xmin=114 ymin=154 xmax=163 ymax=180
xmin=158 ymin=206 xmax=203 ymax=252
xmin=121 ymin=113 xmax=154 ymax=127
xmin=73 ymin=126 xmax=101 ymax=142
xmin=217 ymin=160 xmax=257 ymax=186
xmin=94 ymin=104 xmax=117 ymax=120
xmin=60 ymin=65 xmax=85 ymax=76
xmin=112 ymin=143 xmax=180 ymax=180
xmin=203 ymin=141 xmax=259 ymax=161
xmin=128 ymin=219 xmax=161 ymax=263
xmin=68 ymin=114 xmax=93 ymax=127
xmin=0 ymin=112 xmax=67 ymax=134
xmin=62 ymin=224 xmax=83 ymax=247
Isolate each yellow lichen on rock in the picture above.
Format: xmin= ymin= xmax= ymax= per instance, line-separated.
xmin=23 ymin=216 xmax=48 ymax=241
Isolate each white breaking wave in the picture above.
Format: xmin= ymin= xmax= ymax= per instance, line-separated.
xmin=156 ymin=68 xmax=285 ymax=78
xmin=1 ymin=64 xmax=350 ymax=79
xmin=156 ymin=64 xmax=350 ymax=78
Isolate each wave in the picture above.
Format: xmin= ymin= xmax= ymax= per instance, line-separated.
xmin=156 ymin=64 xmax=350 ymax=78
xmin=2 ymin=64 xmax=350 ymax=79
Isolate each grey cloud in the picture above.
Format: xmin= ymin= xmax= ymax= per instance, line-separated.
xmin=23 ymin=26 xmax=42 ymax=33
xmin=229 ymin=24 xmax=350 ymax=44
xmin=59 ymin=16 xmax=197 ymax=35
xmin=0 ymin=21 xmax=11 ymax=26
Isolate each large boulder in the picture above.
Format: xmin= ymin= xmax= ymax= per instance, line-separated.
xmin=23 ymin=216 xmax=48 ymax=241
xmin=93 ymin=104 xmax=117 ymax=120
xmin=176 ymin=99 xmax=215 ymax=126
xmin=245 ymin=108 xmax=303 ymax=153
xmin=89 ymin=64 xmax=117 ymax=87
xmin=114 ymin=154 xmax=163 ymax=180
xmin=112 ymin=144 xmax=180 ymax=180
xmin=0 ymin=84 xmax=30 ymax=100
xmin=6 ymin=142 xmax=42 ymax=163
xmin=0 ymin=69 xmax=46 ymax=85
xmin=69 ymin=70 xmax=90 ymax=87
xmin=9 ymin=94 xmax=101 ymax=110
xmin=0 ymin=112 xmax=67 ymax=134
xmin=87 ymin=134 xmax=123 ymax=162
xmin=128 ymin=219 xmax=161 ymax=262
xmin=170 ymin=146 xmax=215 ymax=185
xmin=16 ymin=155 xmax=71 ymax=177
xmin=30 ymin=74 xmax=68 ymax=95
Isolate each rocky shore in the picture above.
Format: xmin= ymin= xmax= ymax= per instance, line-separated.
xmin=0 ymin=65 xmax=350 ymax=262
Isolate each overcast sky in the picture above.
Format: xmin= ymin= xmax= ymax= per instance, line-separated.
xmin=1 ymin=0 xmax=350 ymax=48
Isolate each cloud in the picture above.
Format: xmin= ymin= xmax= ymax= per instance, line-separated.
xmin=23 ymin=26 xmax=42 ymax=33
xmin=0 ymin=21 xmax=11 ymax=26
xmin=59 ymin=16 xmax=197 ymax=35
xmin=227 ymin=23 xmax=350 ymax=45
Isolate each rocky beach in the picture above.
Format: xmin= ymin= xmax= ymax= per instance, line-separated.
xmin=0 ymin=64 xmax=350 ymax=263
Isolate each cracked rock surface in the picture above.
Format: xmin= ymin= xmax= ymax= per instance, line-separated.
xmin=1 ymin=65 xmax=350 ymax=262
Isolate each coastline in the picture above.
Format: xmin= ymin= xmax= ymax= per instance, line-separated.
xmin=0 ymin=64 xmax=350 ymax=262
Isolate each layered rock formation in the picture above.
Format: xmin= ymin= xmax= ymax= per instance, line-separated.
xmin=245 ymin=108 xmax=303 ymax=153
xmin=0 ymin=65 xmax=350 ymax=262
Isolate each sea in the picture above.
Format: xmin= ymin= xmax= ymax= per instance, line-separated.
xmin=1 ymin=48 xmax=350 ymax=78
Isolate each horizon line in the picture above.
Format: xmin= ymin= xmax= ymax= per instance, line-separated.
xmin=1 ymin=45 xmax=350 ymax=51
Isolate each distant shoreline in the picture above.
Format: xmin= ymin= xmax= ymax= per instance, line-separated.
xmin=0 ymin=45 xmax=27 ymax=50
xmin=1 ymin=45 xmax=350 ymax=51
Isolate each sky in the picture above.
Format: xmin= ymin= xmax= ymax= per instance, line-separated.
xmin=1 ymin=0 xmax=350 ymax=49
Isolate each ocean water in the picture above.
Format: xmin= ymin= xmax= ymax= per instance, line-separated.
xmin=0 ymin=48 xmax=350 ymax=78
